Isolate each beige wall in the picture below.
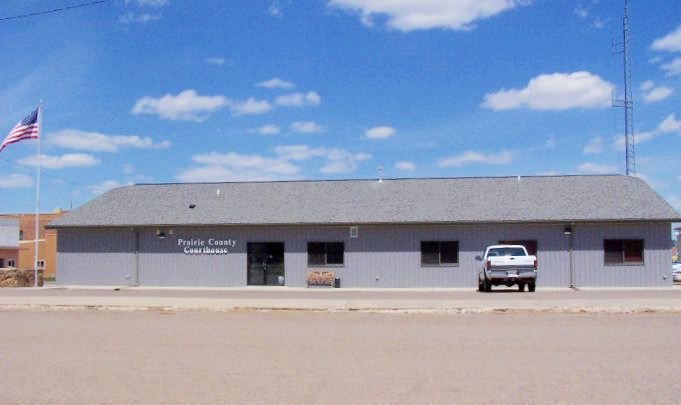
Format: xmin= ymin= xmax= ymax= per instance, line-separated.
xmin=0 ymin=211 xmax=66 ymax=277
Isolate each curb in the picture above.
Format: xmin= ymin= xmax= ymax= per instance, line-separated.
xmin=2 ymin=303 xmax=681 ymax=315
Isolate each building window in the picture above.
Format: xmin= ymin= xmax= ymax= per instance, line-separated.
xmin=7 ymin=259 xmax=15 ymax=267
xmin=36 ymin=260 xmax=45 ymax=269
xmin=19 ymin=230 xmax=23 ymax=240
xmin=308 ymin=242 xmax=344 ymax=266
xmin=604 ymin=239 xmax=644 ymax=265
xmin=499 ymin=240 xmax=538 ymax=256
xmin=421 ymin=241 xmax=459 ymax=266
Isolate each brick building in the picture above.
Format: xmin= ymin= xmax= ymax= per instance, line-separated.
xmin=0 ymin=210 xmax=67 ymax=277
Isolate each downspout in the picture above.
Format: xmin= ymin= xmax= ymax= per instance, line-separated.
xmin=569 ymin=223 xmax=575 ymax=289
xmin=133 ymin=229 xmax=140 ymax=287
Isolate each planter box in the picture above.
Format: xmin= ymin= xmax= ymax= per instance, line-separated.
xmin=307 ymin=271 xmax=335 ymax=287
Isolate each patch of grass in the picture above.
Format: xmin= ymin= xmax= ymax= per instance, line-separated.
xmin=43 ymin=276 xmax=56 ymax=282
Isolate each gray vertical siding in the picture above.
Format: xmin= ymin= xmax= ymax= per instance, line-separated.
xmin=573 ymin=222 xmax=672 ymax=287
xmin=56 ymin=222 xmax=673 ymax=287
xmin=57 ymin=229 xmax=136 ymax=286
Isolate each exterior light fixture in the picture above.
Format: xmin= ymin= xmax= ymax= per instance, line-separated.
xmin=563 ymin=226 xmax=572 ymax=236
xmin=156 ymin=229 xmax=167 ymax=239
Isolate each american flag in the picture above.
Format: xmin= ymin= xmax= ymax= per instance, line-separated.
xmin=1 ymin=107 xmax=40 ymax=153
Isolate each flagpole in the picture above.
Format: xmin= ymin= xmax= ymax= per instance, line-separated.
xmin=33 ymin=101 xmax=42 ymax=287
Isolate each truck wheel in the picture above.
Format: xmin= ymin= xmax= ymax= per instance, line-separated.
xmin=528 ymin=283 xmax=536 ymax=292
xmin=484 ymin=279 xmax=492 ymax=292
xmin=518 ymin=283 xmax=525 ymax=292
xmin=478 ymin=279 xmax=483 ymax=292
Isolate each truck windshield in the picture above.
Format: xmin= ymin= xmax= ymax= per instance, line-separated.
xmin=487 ymin=247 xmax=526 ymax=257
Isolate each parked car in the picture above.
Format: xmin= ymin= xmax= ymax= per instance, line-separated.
xmin=477 ymin=245 xmax=538 ymax=292
xmin=673 ymin=262 xmax=681 ymax=282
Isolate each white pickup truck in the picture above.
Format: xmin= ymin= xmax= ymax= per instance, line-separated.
xmin=477 ymin=245 xmax=538 ymax=292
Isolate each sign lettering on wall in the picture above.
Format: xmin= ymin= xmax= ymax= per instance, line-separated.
xmin=177 ymin=238 xmax=237 ymax=255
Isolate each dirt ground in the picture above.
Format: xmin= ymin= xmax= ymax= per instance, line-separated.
xmin=1 ymin=311 xmax=680 ymax=404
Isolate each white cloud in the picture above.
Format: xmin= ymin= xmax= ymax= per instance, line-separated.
xmin=0 ymin=174 xmax=32 ymax=188
xmin=268 ymin=1 xmax=283 ymax=16
xmin=177 ymin=165 xmax=284 ymax=182
xmin=192 ymin=152 xmax=299 ymax=175
xmin=291 ymin=121 xmax=324 ymax=133
xmin=177 ymin=145 xmax=372 ymax=182
xmin=256 ymin=78 xmax=295 ymax=89
xmin=49 ymin=129 xmax=170 ymax=152
xmin=661 ymin=57 xmax=681 ymax=76
xmin=274 ymin=145 xmax=328 ymax=161
xmin=659 ymin=114 xmax=681 ymax=133
xmin=328 ymin=0 xmax=529 ymax=32
xmin=320 ymin=149 xmax=372 ymax=174
xmin=125 ymin=0 xmax=168 ymax=6
xmin=227 ymin=98 xmax=274 ymax=116
xmin=438 ymin=150 xmax=513 ymax=167
xmin=205 ymin=57 xmax=225 ymax=65
xmin=591 ymin=17 xmax=606 ymax=29
xmin=577 ymin=162 xmax=618 ymax=174
xmin=640 ymin=80 xmax=655 ymax=91
xmin=132 ymin=89 xmax=228 ymax=121
xmin=19 ymin=154 xmax=100 ymax=169
xmin=642 ymin=83 xmax=673 ymax=103
xmin=583 ymin=136 xmax=603 ymax=154
xmin=651 ymin=25 xmax=681 ymax=52
xmin=275 ymin=92 xmax=321 ymax=107
xmin=573 ymin=6 xmax=588 ymax=19
xmin=545 ymin=134 xmax=556 ymax=149
xmin=118 ymin=13 xmax=161 ymax=24
xmin=395 ymin=161 xmax=415 ymax=171
xmin=89 ymin=180 xmax=133 ymax=195
xmin=612 ymin=131 xmax=657 ymax=151
xmin=255 ymin=124 xmax=281 ymax=135
xmin=365 ymin=126 xmax=396 ymax=139
xmin=482 ymin=71 xmax=614 ymax=111
xmin=274 ymin=144 xmax=371 ymax=173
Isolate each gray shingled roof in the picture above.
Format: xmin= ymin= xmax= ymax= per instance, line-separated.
xmin=49 ymin=175 xmax=681 ymax=228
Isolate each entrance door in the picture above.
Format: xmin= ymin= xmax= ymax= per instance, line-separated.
xmin=247 ymin=242 xmax=285 ymax=286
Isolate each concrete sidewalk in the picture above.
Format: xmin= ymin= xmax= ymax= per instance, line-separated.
xmin=2 ymin=286 xmax=681 ymax=313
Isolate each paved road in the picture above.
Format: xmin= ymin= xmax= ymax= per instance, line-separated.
xmin=0 ymin=311 xmax=679 ymax=404
xmin=2 ymin=287 xmax=681 ymax=313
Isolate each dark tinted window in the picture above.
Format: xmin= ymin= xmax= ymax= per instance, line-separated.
xmin=307 ymin=242 xmax=344 ymax=266
xmin=604 ymin=239 xmax=644 ymax=264
xmin=421 ymin=242 xmax=439 ymax=265
xmin=421 ymin=241 xmax=459 ymax=266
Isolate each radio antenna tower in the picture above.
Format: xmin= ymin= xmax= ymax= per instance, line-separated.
xmin=612 ymin=0 xmax=635 ymax=175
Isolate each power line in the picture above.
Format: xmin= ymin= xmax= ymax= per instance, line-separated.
xmin=0 ymin=0 xmax=109 ymax=22
xmin=0 ymin=156 xmax=85 ymax=187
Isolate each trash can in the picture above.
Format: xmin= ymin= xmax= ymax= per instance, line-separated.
xmin=334 ymin=277 xmax=341 ymax=288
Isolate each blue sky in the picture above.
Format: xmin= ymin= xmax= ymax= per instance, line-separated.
xmin=1 ymin=0 xmax=680 ymax=217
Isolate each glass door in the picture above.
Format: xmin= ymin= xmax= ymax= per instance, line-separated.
xmin=247 ymin=242 xmax=285 ymax=286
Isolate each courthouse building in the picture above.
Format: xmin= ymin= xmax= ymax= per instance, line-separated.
xmin=48 ymin=175 xmax=680 ymax=288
